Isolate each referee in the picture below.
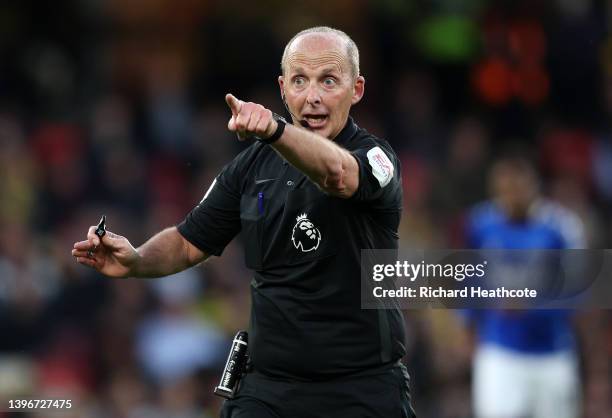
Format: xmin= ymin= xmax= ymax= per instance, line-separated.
xmin=73 ymin=26 xmax=416 ymax=418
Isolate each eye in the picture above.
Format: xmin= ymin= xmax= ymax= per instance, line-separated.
xmin=323 ymin=77 xmax=336 ymax=87
xmin=293 ymin=76 xmax=305 ymax=87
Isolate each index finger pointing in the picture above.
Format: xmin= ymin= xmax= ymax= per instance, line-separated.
xmin=225 ymin=93 xmax=243 ymax=116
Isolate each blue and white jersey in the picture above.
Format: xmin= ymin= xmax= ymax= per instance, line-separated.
xmin=463 ymin=199 xmax=585 ymax=354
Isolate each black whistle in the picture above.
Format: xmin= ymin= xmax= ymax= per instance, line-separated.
xmin=214 ymin=331 xmax=249 ymax=399
xmin=95 ymin=215 xmax=106 ymax=238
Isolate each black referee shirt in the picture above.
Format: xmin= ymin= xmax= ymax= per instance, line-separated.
xmin=178 ymin=117 xmax=406 ymax=380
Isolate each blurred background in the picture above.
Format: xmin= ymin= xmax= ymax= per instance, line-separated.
xmin=0 ymin=0 xmax=611 ymax=417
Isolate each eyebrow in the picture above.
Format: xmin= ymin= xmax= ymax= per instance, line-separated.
xmin=289 ymin=66 xmax=342 ymax=76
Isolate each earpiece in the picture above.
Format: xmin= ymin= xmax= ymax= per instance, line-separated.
xmin=281 ymin=91 xmax=310 ymax=128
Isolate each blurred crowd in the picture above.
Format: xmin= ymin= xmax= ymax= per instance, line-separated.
xmin=0 ymin=1 xmax=611 ymax=417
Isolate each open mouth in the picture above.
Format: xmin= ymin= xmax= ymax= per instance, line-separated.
xmin=302 ymin=114 xmax=328 ymax=128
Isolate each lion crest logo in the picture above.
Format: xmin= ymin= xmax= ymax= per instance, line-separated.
xmin=291 ymin=213 xmax=322 ymax=252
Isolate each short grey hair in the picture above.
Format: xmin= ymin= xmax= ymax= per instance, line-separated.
xmin=281 ymin=26 xmax=360 ymax=79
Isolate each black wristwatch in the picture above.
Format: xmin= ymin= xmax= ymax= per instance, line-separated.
xmin=258 ymin=113 xmax=287 ymax=145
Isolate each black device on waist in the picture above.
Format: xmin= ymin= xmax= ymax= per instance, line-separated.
xmin=214 ymin=330 xmax=249 ymax=399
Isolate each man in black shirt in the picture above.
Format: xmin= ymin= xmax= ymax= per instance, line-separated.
xmin=73 ymin=26 xmax=416 ymax=418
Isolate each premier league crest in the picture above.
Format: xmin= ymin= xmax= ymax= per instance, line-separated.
xmin=291 ymin=213 xmax=322 ymax=252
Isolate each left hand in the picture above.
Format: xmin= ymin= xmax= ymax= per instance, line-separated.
xmin=225 ymin=93 xmax=278 ymax=141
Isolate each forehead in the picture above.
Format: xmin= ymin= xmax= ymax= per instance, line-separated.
xmin=285 ymin=33 xmax=349 ymax=73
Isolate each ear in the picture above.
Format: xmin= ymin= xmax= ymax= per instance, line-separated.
xmin=278 ymin=76 xmax=285 ymax=99
xmin=351 ymin=76 xmax=365 ymax=105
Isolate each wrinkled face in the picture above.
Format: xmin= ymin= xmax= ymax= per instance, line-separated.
xmin=279 ymin=33 xmax=364 ymax=139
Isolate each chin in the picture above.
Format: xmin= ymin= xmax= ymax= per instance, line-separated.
xmin=318 ymin=128 xmax=332 ymax=138
xmin=304 ymin=124 xmax=331 ymax=138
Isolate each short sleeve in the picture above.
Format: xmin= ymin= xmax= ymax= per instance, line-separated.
xmin=534 ymin=201 xmax=587 ymax=249
xmin=177 ymin=146 xmax=258 ymax=256
xmin=350 ymin=140 xmax=402 ymax=206
xmin=557 ymin=209 xmax=586 ymax=249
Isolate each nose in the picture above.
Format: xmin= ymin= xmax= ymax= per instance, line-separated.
xmin=305 ymin=83 xmax=322 ymax=106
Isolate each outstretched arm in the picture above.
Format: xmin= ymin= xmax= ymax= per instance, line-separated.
xmin=72 ymin=226 xmax=208 ymax=278
xmin=272 ymin=123 xmax=359 ymax=197
xmin=225 ymin=93 xmax=359 ymax=198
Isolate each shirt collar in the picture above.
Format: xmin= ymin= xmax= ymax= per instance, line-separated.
xmin=332 ymin=116 xmax=358 ymax=145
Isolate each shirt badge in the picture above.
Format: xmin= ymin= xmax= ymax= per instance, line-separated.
xmin=366 ymin=146 xmax=394 ymax=188
xmin=291 ymin=213 xmax=322 ymax=252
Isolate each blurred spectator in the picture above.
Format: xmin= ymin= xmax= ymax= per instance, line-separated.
xmin=459 ymin=157 xmax=593 ymax=418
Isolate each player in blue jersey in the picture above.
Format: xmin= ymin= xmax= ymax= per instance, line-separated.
xmin=462 ymin=156 xmax=585 ymax=418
